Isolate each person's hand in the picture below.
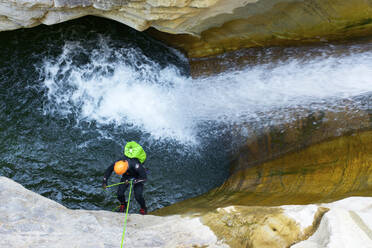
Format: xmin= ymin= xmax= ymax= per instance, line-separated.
xmin=102 ymin=182 xmax=107 ymax=189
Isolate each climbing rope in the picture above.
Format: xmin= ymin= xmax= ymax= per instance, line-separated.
xmin=104 ymin=179 xmax=145 ymax=246
xmin=106 ymin=181 xmax=128 ymax=188
xmin=106 ymin=179 xmax=144 ymax=188
xmin=104 ymin=181 xmax=131 ymax=212
xmin=121 ymin=179 xmax=133 ymax=248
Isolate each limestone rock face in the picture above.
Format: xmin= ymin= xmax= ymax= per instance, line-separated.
xmin=201 ymin=205 xmax=329 ymax=248
xmin=156 ymin=108 xmax=372 ymax=215
xmin=232 ymin=106 xmax=372 ymax=173
xmin=151 ymin=0 xmax=372 ymax=57
xmin=1 ymin=177 xmax=371 ymax=248
xmin=0 ymin=0 xmax=222 ymax=32
xmin=3 ymin=0 xmax=372 ymax=57
xmin=167 ymin=130 xmax=372 ymax=214
xmin=292 ymin=198 xmax=372 ymax=248
xmin=0 ymin=176 xmax=227 ymax=248
xmin=176 ymin=197 xmax=372 ymax=248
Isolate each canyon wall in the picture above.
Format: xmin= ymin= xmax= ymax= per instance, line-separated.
xmin=3 ymin=0 xmax=372 ymax=57
xmin=156 ymin=105 xmax=372 ymax=214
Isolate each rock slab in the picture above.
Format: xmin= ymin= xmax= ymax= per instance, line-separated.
xmin=1 ymin=176 xmax=372 ymax=247
xmin=0 ymin=176 xmax=227 ymax=248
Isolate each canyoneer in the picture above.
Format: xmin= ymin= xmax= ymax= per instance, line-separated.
xmin=102 ymin=141 xmax=148 ymax=215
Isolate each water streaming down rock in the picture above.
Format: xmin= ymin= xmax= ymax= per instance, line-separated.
xmin=0 ymin=17 xmax=372 ymax=213
xmin=43 ymin=36 xmax=372 ymax=142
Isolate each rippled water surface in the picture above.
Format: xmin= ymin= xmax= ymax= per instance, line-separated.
xmin=0 ymin=17 xmax=371 ymax=212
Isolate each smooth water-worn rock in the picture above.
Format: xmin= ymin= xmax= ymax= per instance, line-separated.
xmin=1 ymin=177 xmax=371 ymax=248
xmin=230 ymin=107 xmax=372 ymax=173
xmin=292 ymin=198 xmax=372 ymax=248
xmin=156 ymin=129 xmax=372 ymax=215
xmin=0 ymin=176 xmax=227 ymax=248
xmin=0 ymin=0 xmax=224 ymax=32
xmin=150 ymin=0 xmax=372 ymax=57
xmin=186 ymin=197 xmax=372 ymax=247
xmin=3 ymin=0 xmax=372 ymax=57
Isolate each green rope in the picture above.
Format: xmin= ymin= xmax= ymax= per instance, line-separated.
xmin=106 ymin=179 xmax=144 ymax=189
xmin=121 ymin=179 xmax=133 ymax=248
xmin=103 ymin=180 xmax=129 ymax=212
xmin=106 ymin=181 xmax=128 ymax=188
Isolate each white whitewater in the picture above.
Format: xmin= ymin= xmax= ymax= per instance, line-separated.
xmin=43 ymin=39 xmax=372 ymax=143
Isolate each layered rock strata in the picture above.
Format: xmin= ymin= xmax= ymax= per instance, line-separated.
xmin=156 ymin=109 xmax=372 ymax=215
xmin=149 ymin=0 xmax=372 ymax=57
xmin=3 ymin=0 xmax=372 ymax=57
xmin=217 ymin=130 xmax=372 ymax=206
xmin=231 ymin=103 xmax=372 ymax=173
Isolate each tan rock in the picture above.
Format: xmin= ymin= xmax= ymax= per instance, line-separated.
xmin=155 ymin=108 xmax=372 ymax=217
xmin=2 ymin=0 xmax=372 ymax=57
xmin=202 ymin=206 xmax=308 ymax=247
xmin=195 ymin=197 xmax=372 ymax=248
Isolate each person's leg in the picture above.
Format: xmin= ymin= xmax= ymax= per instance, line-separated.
xmin=133 ymin=183 xmax=147 ymax=214
xmin=117 ymin=179 xmax=129 ymax=205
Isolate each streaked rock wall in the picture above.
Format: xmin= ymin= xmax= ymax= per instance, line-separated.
xmin=156 ymin=106 xmax=372 ymax=215
xmin=3 ymin=0 xmax=372 ymax=57
xmin=148 ymin=0 xmax=372 ymax=57
xmin=0 ymin=0 xmax=221 ymax=31
xmin=220 ymin=130 xmax=372 ymax=206
xmin=231 ymin=105 xmax=372 ymax=173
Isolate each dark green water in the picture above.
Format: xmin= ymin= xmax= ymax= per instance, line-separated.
xmin=0 ymin=17 xmax=231 ymax=212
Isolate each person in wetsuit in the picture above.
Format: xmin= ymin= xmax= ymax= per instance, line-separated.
xmin=102 ymin=156 xmax=148 ymax=215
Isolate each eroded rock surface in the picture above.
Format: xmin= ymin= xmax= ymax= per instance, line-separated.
xmin=292 ymin=198 xmax=372 ymax=248
xmin=199 ymin=197 xmax=372 ymax=247
xmin=0 ymin=176 xmax=227 ymax=248
xmin=155 ymin=110 xmax=372 ymax=215
xmin=3 ymin=0 xmax=372 ymax=57
xmin=1 ymin=177 xmax=371 ymax=248
xmin=0 ymin=0 xmax=225 ymax=32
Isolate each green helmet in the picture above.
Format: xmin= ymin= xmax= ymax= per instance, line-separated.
xmin=124 ymin=141 xmax=147 ymax=164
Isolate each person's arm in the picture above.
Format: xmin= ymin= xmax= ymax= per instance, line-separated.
xmin=102 ymin=163 xmax=114 ymax=188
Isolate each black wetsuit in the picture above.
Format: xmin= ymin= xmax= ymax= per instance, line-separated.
xmin=103 ymin=156 xmax=147 ymax=210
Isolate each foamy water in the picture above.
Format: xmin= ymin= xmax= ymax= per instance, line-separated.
xmin=43 ymin=39 xmax=372 ymax=143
